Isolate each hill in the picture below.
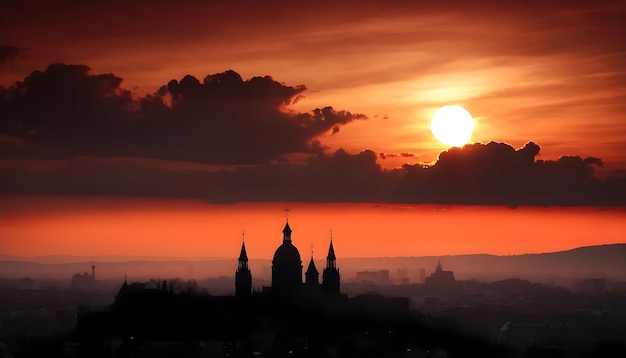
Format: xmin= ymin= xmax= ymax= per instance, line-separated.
xmin=1 ymin=244 xmax=624 ymax=284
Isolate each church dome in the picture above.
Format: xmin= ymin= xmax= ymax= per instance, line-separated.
xmin=272 ymin=241 xmax=302 ymax=265
xmin=272 ymin=221 xmax=303 ymax=292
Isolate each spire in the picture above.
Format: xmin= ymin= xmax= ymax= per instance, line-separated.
xmin=117 ymin=274 xmax=129 ymax=297
xmin=307 ymin=243 xmax=318 ymax=274
xmin=306 ymin=257 xmax=319 ymax=275
xmin=239 ymin=242 xmax=248 ymax=260
xmin=239 ymin=230 xmax=248 ymax=260
xmin=238 ymin=232 xmax=249 ymax=271
xmin=282 ymin=206 xmax=292 ymax=242
xmin=236 ymin=230 xmax=252 ymax=298
xmin=322 ymin=231 xmax=340 ymax=294
xmin=305 ymin=244 xmax=319 ymax=285
xmin=436 ymin=260 xmax=443 ymax=272
xmin=282 ymin=221 xmax=292 ymax=241
xmin=326 ymin=231 xmax=336 ymax=269
xmin=121 ymin=274 xmax=128 ymax=290
xmin=327 ymin=231 xmax=336 ymax=261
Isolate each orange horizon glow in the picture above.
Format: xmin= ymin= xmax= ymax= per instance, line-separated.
xmin=1 ymin=2 xmax=625 ymax=264
xmin=1 ymin=196 xmax=624 ymax=259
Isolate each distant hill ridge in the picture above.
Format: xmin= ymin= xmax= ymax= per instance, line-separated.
xmin=2 ymin=243 xmax=624 ymax=263
xmin=1 ymin=243 xmax=624 ymax=282
xmin=0 ymin=254 xmax=226 ymax=264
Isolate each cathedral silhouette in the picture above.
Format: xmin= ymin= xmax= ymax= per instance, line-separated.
xmin=79 ymin=218 xmax=511 ymax=358
xmin=236 ymin=220 xmax=340 ymax=297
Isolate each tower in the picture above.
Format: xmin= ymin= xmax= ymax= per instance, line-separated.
xmin=425 ymin=260 xmax=455 ymax=289
xmin=305 ymin=245 xmax=319 ymax=286
xmin=322 ymin=231 xmax=340 ymax=294
xmin=91 ymin=263 xmax=96 ymax=282
xmin=271 ymin=220 xmax=303 ymax=294
xmin=235 ymin=232 xmax=252 ymax=298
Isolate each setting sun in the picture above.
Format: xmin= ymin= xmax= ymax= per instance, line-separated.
xmin=430 ymin=105 xmax=475 ymax=147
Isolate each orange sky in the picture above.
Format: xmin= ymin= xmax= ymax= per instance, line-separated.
xmin=2 ymin=1 xmax=626 ymax=170
xmin=1 ymin=1 xmax=626 ymax=258
xmin=1 ymin=196 xmax=624 ymax=258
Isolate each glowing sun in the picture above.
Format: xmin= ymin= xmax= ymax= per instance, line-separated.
xmin=430 ymin=105 xmax=474 ymax=147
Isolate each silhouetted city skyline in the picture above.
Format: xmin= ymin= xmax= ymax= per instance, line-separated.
xmin=2 ymin=1 xmax=626 ymax=357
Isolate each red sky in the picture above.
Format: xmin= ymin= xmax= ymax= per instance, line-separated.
xmin=1 ymin=196 xmax=624 ymax=258
xmin=2 ymin=0 xmax=626 ymax=168
xmin=1 ymin=0 xmax=625 ymax=258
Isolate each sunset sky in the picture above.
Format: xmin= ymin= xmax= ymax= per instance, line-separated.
xmin=1 ymin=0 xmax=625 ymax=259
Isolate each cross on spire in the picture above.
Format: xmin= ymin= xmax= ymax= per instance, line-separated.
xmin=242 ymin=229 xmax=245 ymax=242
xmin=284 ymin=206 xmax=290 ymax=222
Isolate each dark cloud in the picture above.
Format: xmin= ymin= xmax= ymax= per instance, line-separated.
xmin=1 ymin=142 xmax=623 ymax=206
xmin=379 ymin=152 xmax=415 ymax=160
xmin=0 ymin=64 xmax=136 ymax=158
xmin=0 ymin=65 xmax=364 ymax=164
xmin=430 ymin=142 xmax=540 ymax=179
xmin=0 ymin=46 xmax=26 ymax=66
xmin=0 ymin=149 xmax=395 ymax=203
xmin=390 ymin=142 xmax=621 ymax=206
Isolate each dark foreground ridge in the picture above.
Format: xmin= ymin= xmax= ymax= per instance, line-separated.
xmin=71 ymin=286 xmax=513 ymax=358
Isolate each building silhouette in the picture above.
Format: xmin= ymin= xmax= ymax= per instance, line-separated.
xmin=235 ymin=236 xmax=252 ymax=298
xmin=236 ymin=219 xmax=341 ymax=296
xmin=76 ymin=220 xmax=518 ymax=358
xmin=271 ymin=221 xmax=303 ymax=294
xmin=322 ymin=237 xmax=340 ymax=294
xmin=71 ymin=264 xmax=96 ymax=289
xmin=424 ymin=260 xmax=455 ymax=289
xmin=305 ymin=248 xmax=319 ymax=286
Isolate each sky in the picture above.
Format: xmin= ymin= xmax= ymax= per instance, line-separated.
xmin=1 ymin=0 xmax=625 ymax=258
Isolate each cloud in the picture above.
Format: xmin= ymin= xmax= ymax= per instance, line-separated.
xmin=390 ymin=142 xmax=622 ymax=206
xmin=0 ymin=46 xmax=26 ymax=66
xmin=0 ymin=64 xmax=136 ymax=159
xmin=0 ymin=149 xmax=396 ymax=203
xmin=0 ymin=65 xmax=364 ymax=164
xmin=1 ymin=142 xmax=623 ymax=206
xmin=379 ymin=152 xmax=415 ymax=160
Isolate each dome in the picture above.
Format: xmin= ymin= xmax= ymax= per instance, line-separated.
xmin=272 ymin=241 xmax=302 ymax=265
xmin=272 ymin=221 xmax=303 ymax=292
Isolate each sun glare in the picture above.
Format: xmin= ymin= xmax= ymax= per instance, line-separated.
xmin=430 ymin=105 xmax=474 ymax=147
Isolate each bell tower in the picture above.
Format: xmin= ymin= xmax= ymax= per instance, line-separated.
xmin=235 ymin=231 xmax=252 ymax=298
xmin=322 ymin=230 xmax=340 ymax=294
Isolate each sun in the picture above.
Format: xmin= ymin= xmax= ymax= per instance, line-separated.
xmin=430 ymin=105 xmax=474 ymax=147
